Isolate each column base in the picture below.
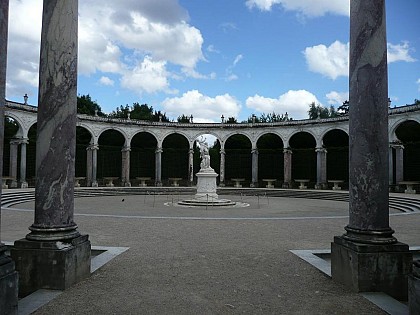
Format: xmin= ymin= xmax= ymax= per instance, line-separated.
xmin=331 ymin=236 xmax=412 ymax=301
xmin=250 ymin=182 xmax=258 ymax=188
xmin=91 ymin=181 xmax=98 ymax=187
xmin=282 ymin=182 xmax=291 ymax=189
xmin=11 ymin=234 xmax=91 ymax=298
xmin=218 ymin=182 xmax=225 ymax=187
xmin=0 ymin=246 xmax=18 ymax=315
xmin=20 ymin=181 xmax=28 ymax=188
xmin=315 ymin=183 xmax=328 ymax=190
xmin=409 ymin=261 xmax=420 ymax=314
xmin=155 ymin=182 xmax=162 ymax=187
xmin=10 ymin=180 xmax=18 ymax=188
xmin=123 ymin=181 xmax=131 ymax=187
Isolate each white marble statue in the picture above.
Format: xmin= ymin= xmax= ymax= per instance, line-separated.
xmin=197 ymin=137 xmax=211 ymax=170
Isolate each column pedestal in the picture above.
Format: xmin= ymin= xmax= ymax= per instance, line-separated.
xmin=331 ymin=236 xmax=412 ymax=301
xmin=11 ymin=235 xmax=91 ymax=298
xmin=0 ymin=246 xmax=18 ymax=314
xmin=409 ymin=261 xmax=420 ymax=314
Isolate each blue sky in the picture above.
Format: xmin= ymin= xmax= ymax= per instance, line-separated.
xmin=5 ymin=0 xmax=420 ymax=122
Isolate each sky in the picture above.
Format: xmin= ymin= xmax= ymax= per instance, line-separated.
xmin=5 ymin=0 xmax=420 ymax=122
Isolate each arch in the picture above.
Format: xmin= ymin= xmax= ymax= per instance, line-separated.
xmin=162 ymin=133 xmax=189 ymax=184
xmin=390 ymin=117 xmax=420 ymax=142
xmin=257 ymin=133 xmax=284 ymax=184
xmin=97 ymin=129 xmax=125 ymax=182
xmin=97 ymin=126 xmax=130 ymax=145
xmin=2 ymin=116 xmax=20 ymax=179
xmin=323 ymin=129 xmax=349 ymax=184
xmin=289 ymin=131 xmax=317 ymax=183
xmin=394 ymin=120 xmax=420 ymax=181
xmin=225 ymin=134 xmax=252 ymax=183
xmin=130 ymin=132 xmax=157 ymax=181
xmin=75 ymin=126 xmax=93 ymax=180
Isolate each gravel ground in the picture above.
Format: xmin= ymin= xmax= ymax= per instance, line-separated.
xmin=2 ymin=193 xmax=419 ymax=314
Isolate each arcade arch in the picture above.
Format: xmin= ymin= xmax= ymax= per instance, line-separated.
xmin=323 ymin=129 xmax=349 ymax=186
xmin=289 ymin=132 xmax=317 ymax=185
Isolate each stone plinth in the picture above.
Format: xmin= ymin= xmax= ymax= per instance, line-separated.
xmin=409 ymin=261 xmax=420 ymax=314
xmin=331 ymin=236 xmax=412 ymax=301
xmin=0 ymin=247 xmax=18 ymax=315
xmin=195 ymin=168 xmax=218 ymax=200
xmin=11 ymin=235 xmax=91 ymax=298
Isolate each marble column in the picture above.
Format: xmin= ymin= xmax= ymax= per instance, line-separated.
xmin=11 ymin=0 xmax=90 ymax=298
xmin=250 ymin=148 xmax=259 ymax=187
xmin=393 ymin=143 xmax=404 ymax=184
xmin=388 ymin=144 xmax=394 ymax=186
xmin=8 ymin=138 xmax=19 ymax=188
xmin=19 ymin=138 xmax=28 ymax=188
xmin=315 ymin=147 xmax=327 ymax=189
xmin=188 ymin=148 xmax=194 ymax=185
xmin=331 ymin=0 xmax=411 ymax=301
xmin=91 ymin=144 xmax=98 ymax=187
xmin=155 ymin=146 xmax=162 ymax=186
xmin=282 ymin=148 xmax=292 ymax=188
xmin=0 ymin=0 xmax=19 ymax=312
xmin=219 ymin=148 xmax=225 ymax=187
xmin=86 ymin=145 xmax=93 ymax=186
xmin=121 ymin=145 xmax=131 ymax=187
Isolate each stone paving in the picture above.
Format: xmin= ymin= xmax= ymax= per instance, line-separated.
xmin=2 ymin=191 xmax=420 ymax=314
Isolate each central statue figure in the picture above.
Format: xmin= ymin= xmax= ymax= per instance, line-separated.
xmin=197 ymin=137 xmax=211 ymax=170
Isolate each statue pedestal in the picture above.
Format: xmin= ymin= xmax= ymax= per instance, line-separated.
xmin=195 ymin=168 xmax=218 ymax=200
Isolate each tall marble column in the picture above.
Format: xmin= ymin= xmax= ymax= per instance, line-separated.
xmin=219 ymin=148 xmax=225 ymax=187
xmin=331 ymin=0 xmax=411 ymax=301
xmin=250 ymin=148 xmax=259 ymax=187
xmin=11 ymin=0 xmax=91 ymax=297
xmin=282 ymin=148 xmax=292 ymax=188
xmin=315 ymin=147 xmax=327 ymax=189
xmin=0 ymin=0 xmax=19 ymax=312
xmin=388 ymin=144 xmax=394 ymax=186
xmin=9 ymin=138 xmax=19 ymax=188
xmin=19 ymin=138 xmax=28 ymax=188
xmin=188 ymin=148 xmax=194 ymax=185
xmin=155 ymin=146 xmax=163 ymax=186
xmin=121 ymin=145 xmax=131 ymax=187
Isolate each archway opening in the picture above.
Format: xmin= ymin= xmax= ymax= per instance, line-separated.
xmin=289 ymin=132 xmax=316 ymax=183
xmin=2 ymin=116 xmax=19 ymax=177
xmin=131 ymin=132 xmax=157 ymax=180
xmin=257 ymin=133 xmax=284 ymax=185
xmin=162 ymin=133 xmax=189 ymax=184
xmin=97 ymin=130 xmax=125 ymax=181
xmin=76 ymin=126 xmax=92 ymax=178
xmin=225 ymin=134 xmax=252 ymax=184
xmin=323 ymin=129 xmax=349 ymax=185
xmin=395 ymin=120 xmax=420 ymax=181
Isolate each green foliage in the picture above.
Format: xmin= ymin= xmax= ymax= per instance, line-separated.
xmin=414 ymin=99 xmax=420 ymax=105
xmin=308 ymin=102 xmax=339 ymax=119
xmin=77 ymin=94 xmax=105 ymax=116
xmin=177 ymin=114 xmax=191 ymax=123
xmin=226 ymin=117 xmax=238 ymax=123
xmin=243 ymin=112 xmax=291 ymax=123
xmin=337 ymin=101 xmax=349 ymax=115
xmin=109 ymin=103 xmax=169 ymax=122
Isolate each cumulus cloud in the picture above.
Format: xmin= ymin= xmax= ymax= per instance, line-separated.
xmin=303 ymin=41 xmax=349 ymax=80
xmin=245 ymin=0 xmax=349 ymax=17
xmin=246 ymin=90 xmax=320 ymax=119
xmin=326 ymin=91 xmax=349 ymax=105
xmin=388 ymin=42 xmax=417 ymax=63
xmin=304 ymin=40 xmax=416 ymax=79
xmin=6 ymin=0 xmax=206 ymax=99
xmin=161 ymin=90 xmax=241 ymax=122
xmin=99 ymin=76 xmax=115 ymax=86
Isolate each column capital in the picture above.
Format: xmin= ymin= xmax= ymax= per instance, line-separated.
xmin=283 ymin=148 xmax=292 ymax=154
xmin=189 ymin=148 xmax=194 ymax=154
xmin=121 ymin=146 xmax=131 ymax=152
xmin=87 ymin=144 xmax=99 ymax=151
xmin=220 ymin=149 xmax=225 ymax=155
xmin=10 ymin=138 xmax=21 ymax=145
xmin=390 ymin=141 xmax=404 ymax=150
xmin=251 ymin=148 xmax=259 ymax=154
xmin=155 ymin=147 xmax=163 ymax=153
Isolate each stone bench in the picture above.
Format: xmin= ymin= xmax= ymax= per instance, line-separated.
xmin=295 ymin=179 xmax=310 ymax=189
xmin=262 ymin=179 xmax=276 ymax=188
xmin=168 ymin=177 xmax=182 ymax=187
xmin=328 ymin=180 xmax=344 ymax=191
xmin=136 ymin=177 xmax=151 ymax=187
xmin=103 ymin=177 xmax=119 ymax=187
xmin=231 ymin=178 xmax=245 ymax=188
xmin=398 ymin=181 xmax=419 ymax=194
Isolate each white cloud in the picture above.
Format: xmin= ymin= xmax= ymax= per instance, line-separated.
xmin=245 ymin=0 xmax=349 ymax=17
xmin=303 ymin=41 xmax=349 ymax=80
xmin=326 ymin=91 xmax=349 ymax=105
xmin=99 ymin=76 xmax=115 ymax=86
xmin=246 ymin=90 xmax=320 ymax=119
xmin=6 ymin=0 xmax=206 ymax=99
xmin=162 ymin=90 xmax=241 ymax=122
xmin=120 ymin=56 xmax=174 ymax=94
xmin=304 ymin=40 xmax=417 ymax=80
xmin=387 ymin=42 xmax=417 ymax=63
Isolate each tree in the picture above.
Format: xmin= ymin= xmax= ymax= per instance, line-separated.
xmin=337 ymin=100 xmax=349 ymax=115
xmin=77 ymin=94 xmax=105 ymax=116
xmin=177 ymin=114 xmax=191 ymax=123
xmin=109 ymin=104 xmax=130 ymax=118
xmin=308 ymin=102 xmax=339 ymax=119
xmin=226 ymin=117 xmax=238 ymax=123
xmin=414 ymin=99 xmax=420 ymax=105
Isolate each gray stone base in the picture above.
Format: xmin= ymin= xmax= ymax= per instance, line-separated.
xmin=409 ymin=261 xmax=420 ymax=314
xmin=282 ymin=182 xmax=291 ymax=189
xmin=11 ymin=235 xmax=91 ymax=298
xmin=331 ymin=236 xmax=412 ymax=301
xmin=0 ymin=249 xmax=18 ymax=315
